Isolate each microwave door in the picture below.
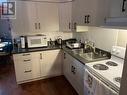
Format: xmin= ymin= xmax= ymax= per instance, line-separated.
xmin=27 ymin=36 xmax=48 ymax=48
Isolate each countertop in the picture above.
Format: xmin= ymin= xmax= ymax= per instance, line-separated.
xmin=12 ymin=46 xmax=61 ymax=54
xmin=12 ymin=45 xmax=110 ymax=65
xmin=62 ymin=46 xmax=110 ymax=64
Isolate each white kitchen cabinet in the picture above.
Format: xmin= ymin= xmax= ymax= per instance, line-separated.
xmin=63 ymin=52 xmax=84 ymax=95
xmin=63 ymin=52 xmax=73 ymax=80
xmin=72 ymin=58 xmax=84 ymax=95
xmin=11 ymin=1 xmax=39 ymax=35
xmin=13 ymin=52 xmax=41 ymax=83
xmin=59 ymin=2 xmax=72 ymax=32
xmin=42 ymin=50 xmax=62 ymax=76
xmin=72 ymin=0 xmax=108 ymax=27
xmin=108 ymin=0 xmax=127 ymax=18
xmin=13 ymin=50 xmax=62 ymax=83
xmin=37 ymin=2 xmax=59 ymax=32
xmin=11 ymin=1 xmax=59 ymax=35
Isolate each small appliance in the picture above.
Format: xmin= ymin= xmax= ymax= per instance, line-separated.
xmin=20 ymin=36 xmax=26 ymax=49
xmin=56 ymin=36 xmax=62 ymax=45
xmin=26 ymin=35 xmax=48 ymax=48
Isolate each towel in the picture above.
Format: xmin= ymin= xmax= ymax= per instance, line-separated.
xmin=94 ymin=78 xmax=118 ymax=95
xmin=84 ymin=69 xmax=118 ymax=95
xmin=84 ymin=69 xmax=97 ymax=95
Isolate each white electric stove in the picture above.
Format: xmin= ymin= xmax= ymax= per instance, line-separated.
xmin=85 ymin=46 xmax=126 ymax=93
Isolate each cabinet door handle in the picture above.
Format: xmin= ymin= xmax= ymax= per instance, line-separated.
xmin=40 ymin=53 xmax=42 ymax=59
xmin=38 ymin=23 xmax=41 ymax=29
xmin=122 ymin=0 xmax=127 ymax=12
xmin=69 ymin=22 xmax=71 ymax=29
xmin=24 ymin=70 xmax=32 ymax=73
xmin=74 ymin=22 xmax=77 ymax=30
xmin=73 ymin=67 xmax=76 ymax=74
xmin=23 ymin=59 xmax=31 ymax=62
xmin=64 ymin=53 xmax=66 ymax=59
xmin=87 ymin=15 xmax=90 ymax=24
xmin=35 ymin=23 xmax=37 ymax=29
xmin=22 ymin=54 xmax=30 ymax=56
xmin=84 ymin=15 xmax=87 ymax=23
xmin=71 ymin=66 xmax=74 ymax=73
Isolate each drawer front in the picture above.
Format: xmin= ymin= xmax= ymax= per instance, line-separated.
xmin=13 ymin=53 xmax=32 ymax=65
xmin=15 ymin=64 xmax=33 ymax=82
xmin=13 ymin=53 xmax=32 ymax=61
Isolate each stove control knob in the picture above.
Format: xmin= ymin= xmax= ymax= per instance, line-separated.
xmin=116 ymin=50 xmax=120 ymax=54
xmin=112 ymin=49 xmax=116 ymax=53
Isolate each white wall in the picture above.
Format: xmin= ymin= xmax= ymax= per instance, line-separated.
xmin=11 ymin=31 xmax=73 ymax=41
xmin=117 ymin=30 xmax=127 ymax=48
xmin=73 ymin=27 xmax=119 ymax=52
xmin=0 ymin=19 xmax=12 ymax=40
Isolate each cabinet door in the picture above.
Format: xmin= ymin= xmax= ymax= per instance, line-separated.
xmin=59 ymin=2 xmax=72 ymax=32
xmin=11 ymin=1 xmax=38 ymax=36
xmin=63 ymin=52 xmax=84 ymax=95
xmin=109 ymin=0 xmax=127 ymax=17
xmin=31 ymin=52 xmax=41 ymax=78
xmin=72 ymin=0 xmax=107 ymax=27
xmin=63 ymin=52 xmax=73 ymax=80
xmin=72 ymin=0 xmax=98 ymax=25
xmin=37 ymin=2 xmax=59 ymax=32
xmin=42 ymin=50 xmax=62 ymax=76
xmin=72 ymin=58 xmax=84 ymax=95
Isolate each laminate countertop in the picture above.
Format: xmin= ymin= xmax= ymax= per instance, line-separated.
xmin=12 ymin=45 xmax=110 ymax=65
xmin=62 ymin=46 xmax=110 ymax=64
xmin=12 ymin=46 xmax=61 ymax=54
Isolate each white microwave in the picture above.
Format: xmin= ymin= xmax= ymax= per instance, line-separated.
xmin=27 ymin=35 xmax=48 ymax=48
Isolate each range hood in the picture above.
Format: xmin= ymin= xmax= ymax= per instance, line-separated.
xmin=105 ymin=17 xmax=127 ymax=26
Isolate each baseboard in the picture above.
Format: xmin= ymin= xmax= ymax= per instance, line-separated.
xmin=17 ymin=73 xmax=63 ymax=84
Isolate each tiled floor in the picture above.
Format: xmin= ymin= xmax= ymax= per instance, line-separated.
xmin=0 ymin=56 xmax=78 ymax=95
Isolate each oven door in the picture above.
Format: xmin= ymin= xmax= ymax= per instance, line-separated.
xmin=84 ymin=69 xmax=118 ymax=95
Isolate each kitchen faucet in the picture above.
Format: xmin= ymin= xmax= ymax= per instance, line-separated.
xmin=84 ymin=41 xmax=96 ymax=53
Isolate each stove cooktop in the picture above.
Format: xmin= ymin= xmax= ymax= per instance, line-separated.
xmin=106 ymin=61 xmax=118 ymax=66
xmin=86 ymin=59 xmax=124 ymax=90
xmin=93 ymin=64 xmax=109 ymax=70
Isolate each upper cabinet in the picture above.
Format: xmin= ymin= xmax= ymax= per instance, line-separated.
xmin=37 ymin=2 xmax=59 ymax=32
xmin=11 ymin=1 xmax=59 ymax=36
xmin=105 ymin=0 xmax=127 ymax=26
xmin=59 ymin=2 xmax=72 ymax=32
xmin=108 ymin=0 xmax=127 ymax=17
xmin=11 ymin=1 xmax=34 ymax=35
xmin=71 ymin=0 xmax=108 ymax=27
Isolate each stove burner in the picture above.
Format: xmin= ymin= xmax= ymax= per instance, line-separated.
xmin=114 ymin=77 xmax=121 ymax=83
xmin=106 ymin=61 xmax=118 ymax=66
xmin=93 ymin=64 xmax=109 ymax=70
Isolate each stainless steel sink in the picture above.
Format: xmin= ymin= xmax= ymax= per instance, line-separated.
xmin=71 ymin=49 xmax=84 ymax=54
xmin=79 ymin=52 xmax=107 ymax=61
xmin=71 ymin=49 xmax=108 ymax=61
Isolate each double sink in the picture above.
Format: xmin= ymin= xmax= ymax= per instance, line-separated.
xmin=71 ymin=48 xmax=108 ymax=61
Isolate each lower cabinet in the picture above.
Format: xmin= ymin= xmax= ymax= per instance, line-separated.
xmin=13 ymin=52 xmax=41 ymax=82
xmin=13 ymin=49 xmax=84 ymax=94
xmin=13 ymin=49 xmax=62 ymax=84
xmin=63 ymin=52 xmax=85 ymax=95
xmin=40 ymin=50 xmax=62 ymax=77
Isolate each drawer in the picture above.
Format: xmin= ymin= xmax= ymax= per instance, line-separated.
xmin=13 ymin=53 xmax=32 ymax=60
xmin=22 ymin=59 xmax=32 ymax=64
xmin=15 ymin=64 xmax=33 ymax=82
xmin=16 ymin=69 xmax=33 ymax=82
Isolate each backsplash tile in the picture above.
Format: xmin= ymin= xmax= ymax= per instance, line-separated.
xmin=73 ymin=27 xmax=119 ymax=52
